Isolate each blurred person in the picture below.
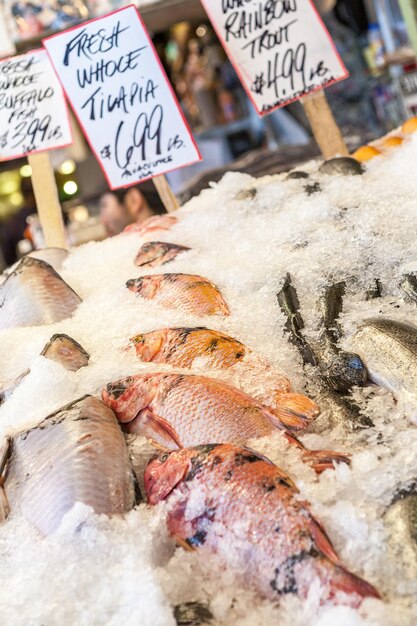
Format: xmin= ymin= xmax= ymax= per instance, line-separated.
xmin=122 ymin=184 xmax=166 ymax=225
xmin=99 ymin=190 xmax=130 ymax=237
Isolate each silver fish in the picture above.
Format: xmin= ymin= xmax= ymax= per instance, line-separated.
xmin=384 ymin=488 xmax=417 ymax=580
xmin=352 ymin=318 xmax=417 ymax=401
xmin=4 ymin=248 xmax=69 ymax=277
xmin=0 ymin=257 xmax=81 ymax=329
xmin=3 ymin=396 xmax=137 ymax=534
xmin=0 ymin=370 xmax=30 ymax=406
xmin=41 ymin=334 xmax=90 ymax=372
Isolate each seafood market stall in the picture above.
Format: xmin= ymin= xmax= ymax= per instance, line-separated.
xmin=1 ymin=120 xmax=417 ymax=625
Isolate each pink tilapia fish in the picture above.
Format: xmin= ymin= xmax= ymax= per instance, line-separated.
xmin=2 ymin=396 xmax=137 ymax=534
xmin=126 ymin=274 xmax=230 ymax=317
xmin=0 ymin=334 xmax=89 ymax=406
xmin=0 ymin=257 xmax=81 ymax=329
xmin=145 ymin=444 xmax=380 ymax=607
xmin=128 ymin=327 xmax=319 ymax=423
xmin=123 ymin=215 xmax=178 ymax=235
xmin=102 ymin=373 xmax=348 ymax=474
xmin=134 ymin=242 xmax=190 ymax=268
xmin=4 ymin=248 xmax=69 ymax=277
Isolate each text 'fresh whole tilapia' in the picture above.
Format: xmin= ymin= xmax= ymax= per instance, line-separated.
xmin=102 ymin=373 xmax=348 ymax=474
xmin=0 ymin=257 xmax=81 ymax=329
xmin=126 ymin=274 xmax=230 ymax=317
xmin=352 ymin=318 xmax=417 ymax=415
xmin=145 ymin=444 xmax=379 ymax=607
xmin=3 ymin=395 xmax=137 ymax=534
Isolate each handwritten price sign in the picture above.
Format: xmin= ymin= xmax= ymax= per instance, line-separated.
xmin=43 ymin=6 xmax=201 ymax=189
xmin=201 ymin=0 xmax=348 ymax=115
xmin=0 ymin=50 xmax=72 ymax=161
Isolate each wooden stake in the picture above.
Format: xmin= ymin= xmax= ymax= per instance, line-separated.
xmin=301 ymin=90 xmax=349 ymax=159
xmin=153 ymin=174 xmax=180 ymax=213
xmin=28 ymin=152 xmax=67 ymax=249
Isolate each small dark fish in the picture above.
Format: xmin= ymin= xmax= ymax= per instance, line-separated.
xmin=320 ymin=281 xmax=346 ymax=344
xmin=400 ymin=274 xmax=417 ymax=303
xmin=145 ymin=444 xmax=379 ymax=607
xmin=319 ymin=157 xmax=364 ymax=176
xmin=286 ymin=171 xmax=310 ymax=180
xmin=174 ymin=602 xmax=213 ymax=625
xmin=134 ymin=242 xmax=190 ymax=268
xmin=366 ymin=279 xmax=383 ymax=301
xmin=312 ymin=384 xmax=373 ymax=432
xmin=385 ymin=486 xmax=417 ymax=579
xmin=277 ymin=274 xmax=317 ymax=367
xmin=304 ymin=182 xmax=321 ymax=195
xmin=41 ymin=334 xmax=90 ymax=372
xmin=0 ymin=257 xmax=81 ymax=329
xmin=3 ymin=396 xmax=137 ymax=534
xmin=235 ymin=188 xmax=257 ymax=200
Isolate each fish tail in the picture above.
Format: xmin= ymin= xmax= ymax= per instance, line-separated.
xmin=329 ymin=564 xmax=380 ymax=606
xmin=271 ymin=392 xmax=320 ymax=431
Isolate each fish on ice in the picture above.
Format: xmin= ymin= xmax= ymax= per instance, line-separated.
xmin=102 ymin=373 xmax=347 ymax=473
xmin=145 ymin=443 xmax=379 ymax=606
xmin=2 ymin=395 xmax=137 ymax=534
xmin=0 ymin=257 xmax=81 ymax=330
xmin=126 ymin=274 xmax=230 ymax=317
xmin=134 ymin=242 xmax=190 ymax=268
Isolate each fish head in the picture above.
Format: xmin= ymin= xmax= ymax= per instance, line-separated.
xmin=145 ymin=448 xmax=192 ymax=504
xmin=102 ymin=374 xmax=159 ymax=423
xmin=126 ymin=275 xmax=161 ymax=298
xmin=130 ymin=330 xmax=166 ymax=362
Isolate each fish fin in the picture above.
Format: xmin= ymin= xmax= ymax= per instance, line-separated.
xmin=270 ymin=393 xmax=320 ymax=431
xmin=125 ymin=408 xmax=182 ymax=449
xmin=174 ymin=535 xmax=197 ymax=552
xmin=302 ymin=448 xmax=351 ymax=475
xmin=308 ymin=517 xmax=340 ymax=565
xmin=0 ymin=437 xmax=11 ymax=522
xmin=329 ymin=565 xmax=380 ymax=605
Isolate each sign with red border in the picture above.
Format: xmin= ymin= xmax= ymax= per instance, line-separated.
xmin=0 ymin=49 xmax=72 ymax=162
xmin=201 ymin=0 xmax=349 ymax=116
xmin=43 ymin=6 xmax=201 ymax=190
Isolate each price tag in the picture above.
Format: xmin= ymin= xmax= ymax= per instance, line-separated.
xmin=0 ymin=49 xmax=72 ymax=161
xmin=43 ymin=6 xmax=201 ymax=190
xmin=201 ymin=0 xmax=348 ymax=115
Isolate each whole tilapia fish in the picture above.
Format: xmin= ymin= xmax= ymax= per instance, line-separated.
xmin=384 ymin=487 xmax=417 ymax=579
xmin=0 ymin=257 xmax=81 ymax=329
xmin=102 ymin=373 xmax=348 ymax=474
xmin=352 ymin=318 xmax=417 ymax=407
xmin=3 ymin=396 xmax=137 ymax=534
xmin=145 ymin=444 xmax=379 ymax=606
xmin=4 ymin=248 xmax=69 ymax=277
xmin=0 ymin=334 xmax=89 ymax=405
xmin=126 ymin=274 xmax=230 ymax=317
xmin=134 ymin=242 xmax=190 ymax=268
xmin=41 ymin=334 xmax=90 ymax=372
xmin=129 ymin=327 xmax=318 ymax=420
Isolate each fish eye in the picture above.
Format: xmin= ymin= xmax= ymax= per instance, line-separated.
xmin=160 ymin=453 xmax=169 ymax=463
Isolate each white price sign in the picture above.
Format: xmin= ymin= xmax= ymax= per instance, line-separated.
xmin=0 ymin=49 xmax=72 ymax=161
xmin=201 ymin=0 xmax=348 ymax=115
xmin=43 ymin=6 xmax=201 ymax=189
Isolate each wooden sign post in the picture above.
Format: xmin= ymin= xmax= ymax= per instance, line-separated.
xmin=43 ymin=6 xmax=201 ymax=212
xmin=302 ymin=90 xmax=348 ymax=158
xmin=200 ymin=0 xmax=349 ymax=160
xmin=28 ymin=153 xmax=67 ymax=249
xmin=0 ymin=50 xmax=72 ymax=248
